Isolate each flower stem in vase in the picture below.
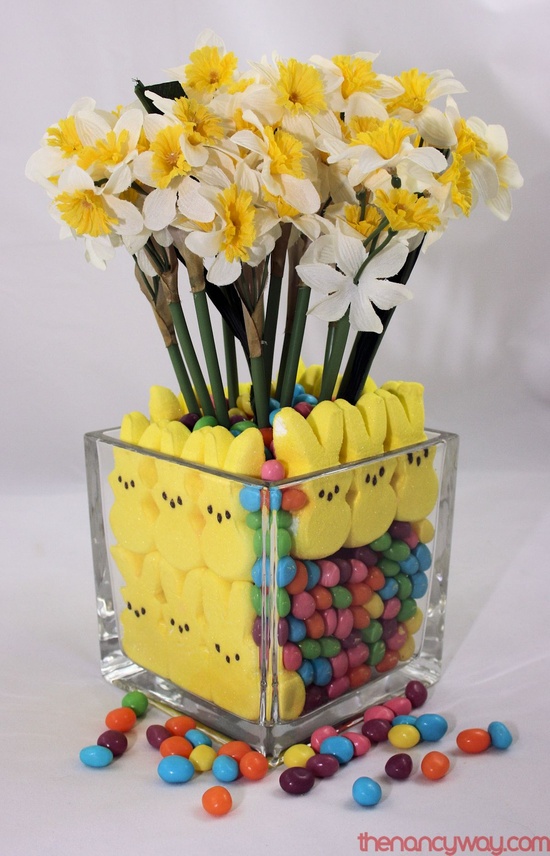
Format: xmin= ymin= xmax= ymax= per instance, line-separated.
xmin=223 ymin=319 xmax=239 ymax=409
xmin=278 ymin=285 xmax=311 ymax=408
xmin=318 ymin=310 xmax=350 ymax=401
xmin=244 ymin=295 xmax=270 ymax=428
xmin=263 ymin=224 xmax=291 ymax=390
xmin=275 ymin=236 xmax=308 ymax=403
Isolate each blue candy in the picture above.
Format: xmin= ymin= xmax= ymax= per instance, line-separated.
xmin=184 ymin=728 xmax=212 ymax=748
xmin=79 ymin=745 xmax=113 ymax=768
xmin=415 ymin=713 xmax=448 ymax=742
xmin=399 ymin=554 xmax=420 ymax=576
xmin=212 ymin=754 xmax=239 ymax=783
xmin=392 ymin=714 xmax=417 ymax=726
xmin=352 ymin=777 xmax=382 ymax=807
xmin=411 ymin=571 xmax=429 ymax=599
xmin=311 ymin=657 xmax=332 ymax=687
xmin=270 ymin=487 xmax=282 ymax=511
xmin=319 ymin=735 xmax=354 ymax=764
xmin=488 ymin=721 xmax=513 ymax=750
xmin=277 ymin=556 xmax=297 ymax=587
xmin=269 ymin=408 xmax=281 ymax=426
xmin=304 ymin=561 xmax=321 ymax=590
xmin=378 ymin=578 xmax=399 ymax=600
xmin=414 ymin=543 xmax=432 ymax=572
xmin=240 ymin=486 xmax=261 ymax=512
xmin=158 ymin=755 xmax=195 ymax=784
xmin=297 ymin=660 xmax=314 ymax=685
xmin=251 ymin=558 xmax=268 ymax=587
xmin=287 ymin=614 xmax=307 ymax=643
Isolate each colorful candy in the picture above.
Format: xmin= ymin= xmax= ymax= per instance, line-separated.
xmin=121 ymin=690 xmax=148 ymax=717
xmin=202 ymin=786 xmax=233 ymax=816
xmin=405 ymin=680 xmax=428 ymax=708
xmin=158 ymin=755 xmax=195 ymax=784
xmin=279 ymin=767 xmax=315 ymax=795
xmin=456 ymin=728 xmax=491 ymax=754
xmin=104 ymin=706 xmax=137 ymax=733
xmin=212 ymin=754 xmax=240 ymax=783
xmin=97 ymin=729 xmax=128 ymax=757
xmin=239 ymin=751 xmax=269 ymax=780
xmin=421 ymin=751 xmax=450 ymax=780
xmin=388 ymin=724 xmax=421 ymax=749
xmin=415 ymin=713 xmax=448 ymax=742
xmin=305 ymin=753 xmax=340 ymax=778
xmin=488 ymin=721 xmax=513 ymax=750
xmin=352 ymin=777 xmax=382 ymax=807
xmin=319 ymin=735 xmax=354 ymax=764
xmin=283 ymin=744 xmax=315 ymax=767
xmin=385 ymin=753 xmax=413 ymax=780
xmin=80 ymin=745 xmax=114 ymax=768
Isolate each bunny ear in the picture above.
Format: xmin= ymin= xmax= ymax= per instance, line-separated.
xmin=138 ymin=422 xmax=163 ymax=452
xmin=334 ymin=398 xmax=373 ymax=461
xmin=306 ymin=400 xmax=344 ymax=464
xmin=203 ymin=427 xmax=234 ymax=470
xmin=159 ymin=421 xmax=190 ymax=457
xmin=297 ymin=364 xmax=324 ymax=398
xmin=159 ymin=558 xmax=185 ymax=600
xmin=149 ymin=385 xmax=183 ymax=424
xmin=376 ymin=381 xmax=427 ymax=449
xmin=272 ymin=407 xmax=325 ymax=476
xmin=120 ymin=411 xmax=150 ymax=445
xmin=223 ymin=427 xmax=265 ymax=477
xmin=355 ymin=391 xmax=387 ymax=452
xmin=227 ymin=581 xmax=256 ymax=627
xmin=140 ymin=552 xmax=166 ymax=595
xmin=111 ymin=545 xmax=144 ymax=583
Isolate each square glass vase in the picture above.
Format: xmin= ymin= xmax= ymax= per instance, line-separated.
xmin=85 ymin=427 xmax=458 ymax=758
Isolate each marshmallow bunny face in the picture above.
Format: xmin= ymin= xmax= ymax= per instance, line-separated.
xmin=272 ymin=403 xmax=352 ymax=559
xmin=108 ymin=446 xmax=159 ymax=554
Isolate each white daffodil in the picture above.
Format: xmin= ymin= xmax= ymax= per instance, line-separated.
xmin=310 ymin=52 xmax=403 ymax=117
xmin=462 ymin=117 xmax=523 ymax=220
xmin=296 ymin=229 xmax=411 ymax=332
xmin=25 ymin=97 xmax=99 ymax=188
xmin=168 ymin=30 xmax=239 ymax=105
xmin=51 ymin=163 xmax=143 ymax=269
xmin=74 ymin=107 xmax=144 ymax=181
xmin=385 ymin=68 xmax=466 ymax=149
xmin=444 ymin=98 xmax=500 ymax=206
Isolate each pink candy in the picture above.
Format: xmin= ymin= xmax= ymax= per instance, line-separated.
xmin=345 ymin=732 xmax=371 ymax=757
xmin=349 ymin=559 xmax=369 ymax=583
xmin=382 ymin=597 xmax=402 ymax=620
xmin=261 ymin=460 xmax=286 ymax=481
xmin=311 ymin=725 xmax=338 ymax=753
xmin=384 ymin=696 xmax=413 ymax=716
xmin=363 ymin=704 xmax=395 ymax=723
xmin=318 ymin=560 xmax=340 ymax=587
xmin=327 ymin=677 xmax=351 ymax=700
xmin=282 ymin=643 xmax=302 ymax=671
xmin=291 ymin=591 xmax=316 ymax=620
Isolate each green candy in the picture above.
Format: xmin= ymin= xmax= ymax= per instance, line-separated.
xmin=367 ymin=639 xmax=386 ymax=666
xmin=276 ymin=510 xmax=293 ymax=529
xmin=329 ymin=585 xmax=353 ymax=609
xmin=395 ymin=572 xmax=413 ymax=600
xmin=277 ymin=587 xmax=291 ymax=618
xmin=377 ymin=557 xmax=401 ymax=578
xmin=318 ymin=636 xmax=341 ymax=658
xmin=232 ymin=420 xmax=256 ymax=433
xmin=369 ymin=532 xmax=392 ymax=552
xmin=192 ymin=415 xmax=218 ymax=430
xmin=251 ymin=585 xmax=263 ymax=616
xmin=246 ymin=511 xmax=263 ymax=530
xmin=253 ymin=528 xmax=292 ymax=558
xmin=299 ymin=638 xmax=322 ymax=660
xmin=383 ymin=539 xmax=411 ymax=563
xmin=397 ymin=597 xmax=418 ymax=622
xmin=361 ymin=620 xmax=382 ymax=644
xmin=121 ymin=690 xmax=148 ymax=717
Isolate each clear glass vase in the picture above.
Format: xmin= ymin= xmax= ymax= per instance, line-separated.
xmin=84 ymin=426 xmax=458 ymax=758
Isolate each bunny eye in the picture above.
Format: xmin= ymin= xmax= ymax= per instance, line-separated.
xmin=170 ymin=618 xmax=175 ymax=627
xmin=215 ymin=643 xmax=220 ymax=653
xmin=162 ymin=491 xmax=168 ymax=501
xmin=225 ymin=510 xmax=231 ymax=520
xmin=334 ymin=484 xmax=340 ymax=494
xmin=424 ymin=448 xmax=429 ymax=458
xmin=207 ymin=504 xmax=213 ymax=514
xmin=407 ymin=453 xmax=414 ymax=464
xmin=177 ymin=496 xmax=182 ymax=505
xmin=118 ymin=475 xmax=122 ymax=483
xmin=141 ymin=607 xmax=146 ymax=615
xmin=130 ymin=480 xmax=135 ymax=488
xmin=365 ymin=473 xmax=371 ymax=484
xmin=318 ymin=489 xmax=325 ymax=498
xmin=127 ymin=601 xmax=132 ymax=611
xmin=235 ymin=653 xmax=240 ymax=662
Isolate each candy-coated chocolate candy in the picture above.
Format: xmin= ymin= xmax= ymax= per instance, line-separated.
xmin=330 ymin=585 xmax=353 ymax=609
xmin=185 ymin=728 xmax=212 ymax=748
xmin=181 ymin=412 xmax=201 ymax=429
xmin=291 ymin=591 xmax=316 ymax=620
xmin=105 ymin=707 xmax=137 ymax=733
xmin=159 ymin=735 xmax=193 ymax=758
xmin=365 ymin=594 xmax=384 ymax=620
xmin=367 ymin=640 xmax=386 ymax=667
xmin=354 ymin=545 xmax=377 ymax=566
xmin=295 ymin=392 xmax=318 ymax=405
xmin=285 ymin=560 xmax=308 ymax=595
xmin=283 ymin=642 xmax=303 ymax=671
xmin=384 ymin=697 xmax=413 ymax=716
xmin=261 ymin=460 xmax=286 ymax=481
xmin=277 ymin=587 xmax=291 ymax=618
xmin=399 ymin=555 xmax=420 ymax=576
xmin=212 ymin=754 xmax=240 ymax=782
xmin=411 ymin=572 xmax=429 ymax=599
xmin=298 ymin=660 xmax=314 ymax=685
xmin=278 ymin=618 xmax=289 ymax=645
xmin=193 ymin=415 xmax=218 ymax=430
xmin=345 ymin=732 xmax=371 ymax=757
xmin=381 ymin=596 xmax=401 ymax=619
xmin=311 ymin=725 xmax=337 ymax=752
xmin=146 ymin=724 xmax=171 ymax=749
xmin=352 ymin=777 xmax=382 ymax=807
xmin=346 ymin=642 xmax=369 ymax=669
xmin=318 ymin=561 xmax=341 ymax=588
xmin=80 ymin=745 xmax=113 ymax=768
xmin=287 ymin=615 xmax=307 ymax=643
xmin=320 ymin=735 xmax=354 ymax=764
xmin=165 ymin=714 xmax=195 ymax=736
xmin=277 ymin=556 xmax=297 ymax=587
xmin=217 ymin=741 xmax=252 ymax=762
xmin=299 ymin=638 xmax=322 ymax=660
xmin=361 ymin=719 xmax=392 ymax=743
xmin=97 ymin=729 xmax=128 ymax=757
xmin=239 ymin=751 xmax=269 ymax=780
xmin=456 ymin=728 xmax=491 ymax=754
xmin=388 ymin=724 xmax=421 ymax=749
xmin=395 ymin=573 xmax=414 ymax=600
xmin=369 ymin=533 xmax=392 ymax=552
xmin=350 ymin=606 xmax=371 ymax=630
xmin=348 ymin=664 xmax=371 ymax=689
xmin=334 ymin=559 xmax=352 ymax=584
xmin=405 ymin=680 xmax=428 ymax=708
xmin=282 ymin=487 xmax=308 ymax=511
xmin=385 ymin=753 xmax=413 ymax=780
xmin=303 ymin=685 xmax=326 ymax=713
xmin=415 ymin=714 xmax=448 ymax=742
xmin=397 ymin=598 xmax=417 ymax=622
xmin=365 ymin=567 xmax=386 ymax=591
xmin=488 ymin=721 xmax=513 ymax=750
xmin=349 ymin=559 xmax=369 ymax=583
xmin=389 ymin=521 xmax=412 ymax=540
xmin=386 ymin=626 xmax=409 ymax=651
xmin=363 ymin=704 xmax=395 ymax=722
xmin=305 ymin=611 xmax=325 ymax=639
xmin=240 ymin=486 xmax=261 ymax=512
xmin=312 ymin=657 xmax=333 ymax=686
xmin=121 ymin=690 xmax=148 ymax=717
xmin=157 ymin=755 xmax=194 ymax=783
xmin=381 ymin=618 xmax=398 ymax=640
xmin=362 ymin=620 xmax=382 ymax=644
xmin=202 ymin=785 xmax=232 ymax=816
xmin=306 ymin=753 xmax=340 ymax=778
xmin=348 ymin=582 xmax=372 ymax=607
xmin=404 ymin=609 xmax=424 ymax=635
xmin=376 ymin=649 xmax=399 ymax=674
xmin=421 ymin=750 xmax=450 ymax=780
xmin=321 ymin=608 xmax=338 ymax=637
xmin=294 ymin=402 xmax=314 ymax=417
xmin=304 ymin=561 xmax=321 ymax=589
xmin=283 ymin=744 xmax=316 ymax=768
xmin=309 ymin=584 xmax=333 ymax=611
xmin=392 ymin=715 xmax=417 ymax=726
xmin=189 ymin=745 xmax=217 ymax=772
xmin=414 ymin=543 xmax=432 ymax=571
xmin=318 ymin=636 xmax=342 ymax=658
xmin=378 ymin=558 xmax=401 ymax=578
xmin=327 ymin=676 xmax=351 ymax=699
xmin=334 ymin=608 xmax=354 ymax=640
xmin=383 ymin=540 xmax=411 ymax=563
xmin=279 ymin=766 xmax=315 ymax=795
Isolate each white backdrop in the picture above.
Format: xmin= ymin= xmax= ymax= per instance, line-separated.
xmin=4 ymin=0 xmax=549 ymax=491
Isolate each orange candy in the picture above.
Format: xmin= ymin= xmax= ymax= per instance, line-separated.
xmin=348 ymin=582 xmax=372 ymax=606
xmin=350 ymin=605 xmax=370 ymax=629
xmin=366 ymin=567 xmax=385 ymax=591
xmin=217 ymin=740 xmax=252 ymax=763
xmin=456 ymin=728 xmax=491 ymax=754
xmin=348 ymin=664 xmax=371 ymax=689
xmin=281 ymin=488 xmax=308 ymax=511
xmin=421 ymin=751 xmax=450 ymax=780
xmin=304 ymin=611 xmax=325 ymax=639
xmin=165 ymin=715 xmax=195 ymax=736
xmin=159 ymin=735 xmax=193 ymax=758
xmin=105 ymin=707 xmax=137 ymax=733
xmin=202 ymin=785 xmax=233 ymax=816
xmin=285 ymin=561 xmax=309 ymax=595
xmin=239 ymin=750 xmax=269 ymax=780
xmin=309 ymin=584 xmax=333 ymax=610
xmin=375 ymin=650 xmax=399 ymax=673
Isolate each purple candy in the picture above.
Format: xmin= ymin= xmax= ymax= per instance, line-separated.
xmin=354 ymin=546 xmax=378 ymax=566
xmin=252 ymin=616 xmax=262 ymax=646
xmin=302 ymin=685 xmax=327 ymax=714
xmin=341 ymin=630 xmax=363 ymax=650
xmin=279 ymin=766 xmax=315 ymax=795
xmin=333 ymin=558 xmax=352 ymax=584
xmin=385 ymin=753 xmax=413 ymax=780
xmin=405 ymin=680 xmax=428 ymax=709
xmin=306 ymin=753 xmax=340 ymax=778
xmin=389 ymin=521 xmax=412 ymax=540
xmin=361 ymin=719 xmax=392 ymax=743
xmin=180 ymin=413 xmax=200 ymax=429
xmin=146 ymin=724 xmax=171 ymax=749
xmin=97 ymin=729 xmax=128 ymax=757
xmin=278 ymin=618 xmax=289 ymax=646
xmin=381 ymin=618 xmax=398 ymax=641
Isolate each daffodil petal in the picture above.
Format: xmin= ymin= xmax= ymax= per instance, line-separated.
xmin=349 ymin=289 xmax=383 ymax=333
xmin=367 ymin=279 xmax=412 ymax=311
xmin=295 ymin=262 xmax=346 ymax=294
xmin=416 ymin=106 xmax=457 ymax=149
xmin=279 ymin=175 xmax=320 ymax=214
xmin=206 ymin=253 xmax=241 ymax=285
xmin=361 ymin=241 xmax=409 ymax=281
xmin=143 ymin=188 xmax=177 ymax=231
xmin=185 ymin=229 xmax=222 ymax=258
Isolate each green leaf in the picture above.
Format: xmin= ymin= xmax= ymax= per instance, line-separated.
xmin=133 ymin=79 xmax=187 ymax=114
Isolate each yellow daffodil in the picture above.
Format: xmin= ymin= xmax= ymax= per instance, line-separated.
xmin=374 ymin=188 xmax=441 ymax=232
xmin=385 ymin=68 xmax=466 ymax=148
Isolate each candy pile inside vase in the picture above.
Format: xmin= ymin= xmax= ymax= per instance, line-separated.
xmin=108 ymin=370 xmax=440 ymax=722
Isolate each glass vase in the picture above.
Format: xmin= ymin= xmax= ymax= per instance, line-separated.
xmin=84 ymin=426 xmax=458 ymax=758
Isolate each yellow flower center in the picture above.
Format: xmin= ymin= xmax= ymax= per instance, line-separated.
xmin=276 ymin=59 xmax=327 ymax=116
xmin=150 ymin=125 xmax=191 ymax=188
xmin=264 ymin=127 xmax=304 ymax=177
xmin=332 ymin=55 xmax=381 ymax=100
xmin=262 ymin=188 xmax=300 ymax=219
xmin=77 ymin=130 xmax=131 ymax=171
xmin=46 ymin=116 xmax=83 ymax=158
xmin=343 ymin=203 xmax=383 ymax=238
xmin=375 ymin=188 xmax=441 ymax=231
xmin=219 ymin=184 xmax=257 ymax=263
xmin=184 ymin=46 xmax=238 ymax=96
xmin=385 ymin=69 xmax=434 ymax=114
xmin=172 ymin=97 xmax=224 ymax=146
xmin=55 ymin=188 xmax=117 ymax=237
xmin=438 ymin=153 xmax=473 ymax=216
xmin=455 ymin=119 xmax=489 ymax=160
xmin=352 ymin=119 xmax=415 ymax=160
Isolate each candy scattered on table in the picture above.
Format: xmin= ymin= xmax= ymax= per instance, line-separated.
xmin=488 ymin=721 xmax=513 ymax=750
xmin=352 ymin=777 xmax=383 ymax=807
xmin=456 ymin=728 xmax=492 ymax=754
xmin=202 ymin=786 xmax=233 ymax=816
xmin=80 ymin=745 xmax=114 ymax=768
xmin=421 ymin=751 xmax=450 ymax=780
xmin=279 ymin=767 xmax=315 ymax=795
xmin=385 ymin=753 xmax=413 ymax=780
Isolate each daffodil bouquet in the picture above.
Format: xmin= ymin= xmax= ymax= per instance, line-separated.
xmin=26 ymin=30 xmax=522 ymax=428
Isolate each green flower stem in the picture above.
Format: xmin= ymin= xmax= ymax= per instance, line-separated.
xmin=193 ymin=289 xmax=230 ymax=428
xmin=223 ymin=319 xmax=239 ymax=409
xmin=250 ymin=354 xmax=270 ymax=428
xmin=278 ymin=286 xmax=311 ymax=408
xmin=168 ymin=301 xmax=215 ymax=419
xmin=318 ymin=310 xmax=350 ymax=402
xmin=263 ymin=273 xmax=282 ymax=389
xmin=354 ymin=229 xmax=396 ymax=284
xmin=167 ymin=343 xmax=200 ymax=415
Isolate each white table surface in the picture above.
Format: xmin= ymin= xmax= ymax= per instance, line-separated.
xmin=2 ymin=469 xmax=549 ymax=856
